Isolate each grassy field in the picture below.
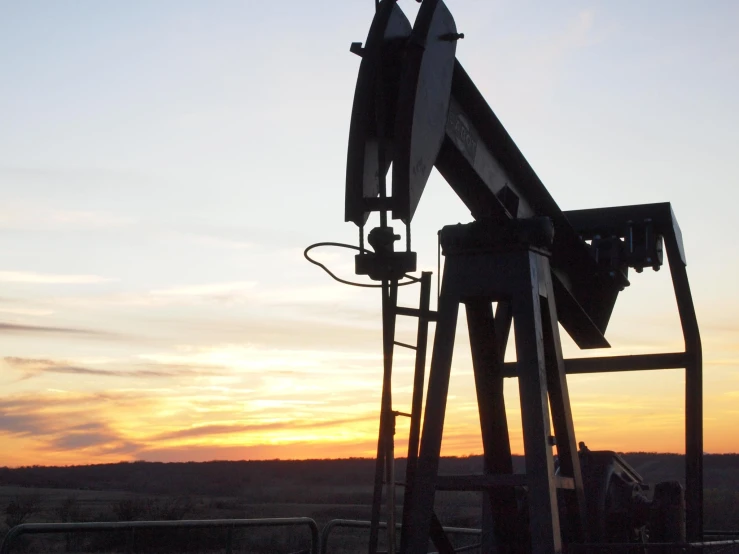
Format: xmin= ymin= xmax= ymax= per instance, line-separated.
xmin=1 ymin=454 xmax=737 ymax=552
xmin=0 ymin=485 xmax=484 ymax=552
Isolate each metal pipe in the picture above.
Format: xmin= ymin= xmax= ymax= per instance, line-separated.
xmin=383 ymin=281 xmax=398 ymax=554
xmin=401 ymin=272 xmax=432 ymax=536
xmin=568 ymin=540 xmax=739 ymax=552
xmin=386 ymin=414 xmax=396 ymax=554
xmin=370 ymin=280 xmax=399 ymax=554
xmin=664 ymin=230 xmax=703 ymax=542
xmin=0 ymin=518 xmax=320 ymax=554
xmin=502 ymin=352 xmax=690 ymax=377
xmin=320 ymin=519 xmax=481 ymax=554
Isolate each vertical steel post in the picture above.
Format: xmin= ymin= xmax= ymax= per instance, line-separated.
xmin=540 ymin=258 xmax=587 ymax=543
xmin=401 ymin=272 xmax=433 ymax=526
xmin=511 ymin=251 xmax=562 ymax=554
xmin=386 ymin=413 xmax=396 ymax=554
xmin=466 ymin=300 xmax=517 ymax=551
xmin=401 ymin=271 xmax=460 ymax=554
xmin=369 ymin=281 xmax=398 ymax=554
xmin=664 ymin=231 xmax=703 ymax=541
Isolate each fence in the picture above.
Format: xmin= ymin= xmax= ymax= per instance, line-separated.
xmin=320 ymin=519 xmax=482 ymax=554
xmin=0 ymin=517 xmax=320 ymax=554
xmin=2 ymin=517 xmax=738 ymax=554
xmin=567 ymin=540 xmax=739 ymax=554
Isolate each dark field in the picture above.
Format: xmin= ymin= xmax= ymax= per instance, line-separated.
xmin=1 ymin=454 xmax=738 ymax=552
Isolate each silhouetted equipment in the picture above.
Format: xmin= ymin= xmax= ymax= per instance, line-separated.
xmin=340 ymin=0 xmax=703 ymax=552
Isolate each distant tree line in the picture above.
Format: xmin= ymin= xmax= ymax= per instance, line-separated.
xmin=1 ymin=455 xmax=738 ymax=496
xmin=0 ymin=454 xmax=737 ymax=551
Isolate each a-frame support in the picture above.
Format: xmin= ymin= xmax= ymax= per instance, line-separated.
xmin=563 ymin=202 xmax=703 ymax=540
xmin=400 ymin=224 xmax=587 ymax=554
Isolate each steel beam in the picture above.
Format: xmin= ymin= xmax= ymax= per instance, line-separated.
xmin=502 ymin=352 xmax=691 ymax=377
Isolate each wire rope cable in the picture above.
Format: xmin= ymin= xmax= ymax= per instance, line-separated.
xmin=304 ymin=242 xmax=421 ymax=288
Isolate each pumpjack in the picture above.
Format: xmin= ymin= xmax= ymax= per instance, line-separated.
xmin=314 ymin=1 xmax=703 ymax=552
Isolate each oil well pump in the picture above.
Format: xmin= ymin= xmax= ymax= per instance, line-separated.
xmin=306 ymin=0 xmax=703 ymax=552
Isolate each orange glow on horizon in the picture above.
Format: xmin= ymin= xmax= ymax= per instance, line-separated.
xmin=1 ymin=328 xmax=737 ymax=468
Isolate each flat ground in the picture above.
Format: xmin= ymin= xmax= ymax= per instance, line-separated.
xmin=0 ymin=454 xmax=737 ymax=552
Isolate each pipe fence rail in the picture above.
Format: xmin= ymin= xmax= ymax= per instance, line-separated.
xmin=705 ymin=532 xmax=739 ymax=540
xmin=566 ymin=540 xmax=739 ymax=554
xmin=0 ymin=517 xmax=320 ymax=554
xmin=2 ymin=516 xmax=738 ymax=554
xmin=320 ymin=519 xmax=481 ymax=554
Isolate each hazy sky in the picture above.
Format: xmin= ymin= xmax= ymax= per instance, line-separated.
xmin=1 ymin=0 xmax=738 ymax=467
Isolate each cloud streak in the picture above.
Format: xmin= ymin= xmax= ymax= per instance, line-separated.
xmin=3 ymin=356 xmax=223 ymax=381
xmin=0 ymin=392 xmax=152 ymax=462
xmin=0 ymin=322 xmax=116 ymax=337
xmin=0 ymin=271 xmax=113 ymax=284
xmin=151 ymin=414 xmax=378 ymax=442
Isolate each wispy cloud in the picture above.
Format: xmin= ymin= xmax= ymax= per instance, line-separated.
xmin=0 ymin=322 xmax=116 ymax=337
xmin=136 ymin=439 xmax=380 ymax=463
xmin=0 ymin=394 xmax=143 ymax=456
xmin=151 ymin=414 xmax=377 ymax=442
xmin=3 ymin=356 xmax=223 ymax=381
xmin=0 ymin=271 xmax=113 ymax=284
xmin=48 ymin=423 xmax=132 ymax=451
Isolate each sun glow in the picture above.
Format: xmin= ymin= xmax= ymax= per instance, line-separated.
xmin=1 ymin=1 xmax=737 ymax=468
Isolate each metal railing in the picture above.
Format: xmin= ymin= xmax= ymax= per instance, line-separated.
xmin=706 ymin=532 xmax=739 ymax=540
xmin=2 ymin=516 xmax=737 ymax=554
xmin=567 ymin=540 xmax=739 ymax=553
xmin=320 ymin=519 xmax=481 ymax=554
xmin=0 ymin=517 xmax=320 ymax=554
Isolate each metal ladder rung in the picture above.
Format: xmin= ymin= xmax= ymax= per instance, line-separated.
xmin=393 ymin=340 xmax=417 ymax=350
xmin=395 ymin=306 xmax=438 ymax=321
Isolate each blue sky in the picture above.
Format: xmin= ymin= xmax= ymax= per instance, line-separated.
xmin=0 ymin=0 xmax=738 ymax=466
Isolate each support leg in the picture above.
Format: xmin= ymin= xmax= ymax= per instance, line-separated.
xmin=540 ymin=264 xmax=587 ymax=543
xmin=466 ymin=300 xmax=518 ymax=551
xmin=511 ymin=252 xmax=562 ymax=554
xmin=401 ymin=280 xmax=460 ymax=554
xmin=402 ymin=273 xmax=433 ymax=520
xmin=665 ymin=234 xmax=703 ymax=541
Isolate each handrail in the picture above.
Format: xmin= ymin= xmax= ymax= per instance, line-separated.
xmin=705 ymin=530 xmax=739 ymax=537
xmin=4 ymin=516 xmax=736 ymax=554
xmin=0 ymin=517 xmax=320 ymax=554
xmin=568 ymin=540 xmax=739 ymax=552
xmin=320 ymin=519 xmax=481 ymax=554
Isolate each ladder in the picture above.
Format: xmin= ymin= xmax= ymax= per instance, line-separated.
xmin=368 ymin=271 xmax=435 ymax=554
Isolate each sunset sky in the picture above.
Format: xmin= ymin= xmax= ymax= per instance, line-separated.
xmin=1 ymin=0 xmax=738 ymax=468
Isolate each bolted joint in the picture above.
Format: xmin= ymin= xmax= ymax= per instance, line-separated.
xmin=367 ymin=226 xmax=401 ymax=255
xmin=440 ymin=32 xmax=464 ymax=42
xmin=349 ymin=42 xmax=364 ymax=57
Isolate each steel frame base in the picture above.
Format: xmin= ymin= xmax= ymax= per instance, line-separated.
xmin=400 ymin=245 xmax=586 ymax=554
